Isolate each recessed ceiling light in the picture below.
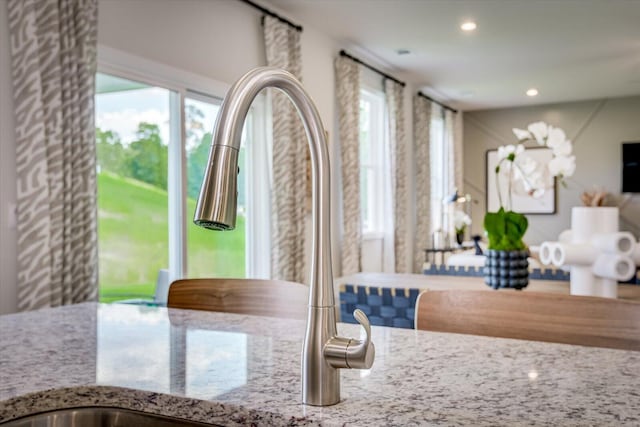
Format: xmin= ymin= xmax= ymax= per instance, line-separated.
xmin=526 ymin=88 xmax=539 ymax=97
xmin=460 ymin=21 xmax=477 ymax=32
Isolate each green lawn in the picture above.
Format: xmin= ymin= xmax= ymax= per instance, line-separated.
xmin=98 ymin=172 xmax=245 ymax=302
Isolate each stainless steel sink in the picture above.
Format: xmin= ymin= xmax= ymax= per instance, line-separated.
xmin=1 ymin=407 xmax=223 ymax=426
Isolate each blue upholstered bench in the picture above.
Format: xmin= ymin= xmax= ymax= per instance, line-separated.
xmin=339 ymin=284 xmax=421 ymax=329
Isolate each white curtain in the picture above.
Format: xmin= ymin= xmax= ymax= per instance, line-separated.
xmin=424 ymin=107 xmax=462 ymax=247
xmin=381 ymin=95 xmax=395 ymax=274
xmin=263 ymin=16 xmax=307 ymax=284
xmin=8 ymin=0 xmax=99 ymax=311
xmin=335 ymin=56 xmax=361 ymax=276
xmin=447 ymin=109 xmax=464 ymax=196
xmin=454 ymin=110 xmax=464 ymax=193
xmin=384 ymin=79 xmax=409 ymax=273
xmin=413 ymin=96 xmax=432 ymax=273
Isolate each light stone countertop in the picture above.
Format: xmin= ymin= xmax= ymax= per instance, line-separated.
xmin=0 ymin=302 xmax=638 ymax=426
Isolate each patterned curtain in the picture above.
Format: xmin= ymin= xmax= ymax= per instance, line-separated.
xmin=413 ymin=96 xmax=432 ymax=273
xmin=263 ymin=16 xmax=307 ymax=284
xmin=8 ymin=0 xmax=99 ymax=310
xmin=446 ymin=109 xmax=464 ymax=195
xmin=335 ymin=56 xmax=361 ymax=276
xmin=385 ymin=79 xmax=409 ymax=273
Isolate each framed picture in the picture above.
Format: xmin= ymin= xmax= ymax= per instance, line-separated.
xmin=486 ymin=147 xmax=556 ymax=214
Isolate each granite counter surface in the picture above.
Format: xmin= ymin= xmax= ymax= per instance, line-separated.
xmin=0 ymin=303 xmax=638 ymax=426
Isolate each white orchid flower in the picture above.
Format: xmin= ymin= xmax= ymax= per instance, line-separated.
xmin=494 ymin=121 xmax=577 ymax=210
xmin=497 ymin=144 xmax=518 ymax=161
xmin=546 ymin=126 xmax=566 ymax=145
xmin=548 ymin=155 xmax=576 ymax=178
xmin=453 ymin=210 xmax=472 ymax=230
xmin=546 ymin=127 xmax=573 ymax=156
xmin=527 ymin=121 xmax=548 ymax=145
xmin=497 ymin=144 xmax=525 ymax=179
xmin=549 ymin=138 xmax=573 ymax=157
xmin=512 ymin=127 xmax=531 ymax=141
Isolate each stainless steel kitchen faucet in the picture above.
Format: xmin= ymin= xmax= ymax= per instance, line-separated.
xmin=193 ymin=67 xmax=374 ymax=406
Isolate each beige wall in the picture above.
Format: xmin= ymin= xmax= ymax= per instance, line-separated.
xmin=464 ymin=96 xmax=640 ymax=245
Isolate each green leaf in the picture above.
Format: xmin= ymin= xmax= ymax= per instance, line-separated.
xmin=483 ymin=208 xmax=528 ymax=250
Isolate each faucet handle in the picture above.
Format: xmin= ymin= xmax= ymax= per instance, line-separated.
xmin=346 ymin=309 xmax=375 ymax=369
xmin=324 ymin=309 xmax=375 ymax=369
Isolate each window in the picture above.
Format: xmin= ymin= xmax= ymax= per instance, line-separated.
xmin=95 ymin=75 xmax=172 ymax=302
xmin=95 ymin=70 xmax=264 ymax=303
xmin=429 ymin=106 xmax=455 ymax=237
xmin=359 ymin=88 xmax=386 ymax=235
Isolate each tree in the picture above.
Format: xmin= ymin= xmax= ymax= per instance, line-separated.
xmin=187 ymin=131 xmax=212 ymax=199
xmin=96 ymin=127 xmax=129 ymax=177
xmin=185 ymin=103 xmax=206 ymax=149
xmin=127 ymin=122 xmax=168 ymax=190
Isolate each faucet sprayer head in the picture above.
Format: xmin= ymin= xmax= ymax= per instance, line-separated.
xmin=194 ymin=144 xmax=239 ymax=231
xmin=194 ymin=70 xmax=255 ymax=232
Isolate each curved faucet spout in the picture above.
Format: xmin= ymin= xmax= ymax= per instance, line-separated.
xmin=194 ymin=67 xmax=374 ymax=406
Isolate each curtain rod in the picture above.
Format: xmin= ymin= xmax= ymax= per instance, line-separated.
xmin=239 ymin=0 xmax=303 ymax=32
xmin=417 ymin=91 xmax=458 ymax=114
xmin=339 ymin=50 xmax=405 ymax=88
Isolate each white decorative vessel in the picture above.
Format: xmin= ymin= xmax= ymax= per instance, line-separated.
xmin=539 ymin=207 xmax=636 ymax=298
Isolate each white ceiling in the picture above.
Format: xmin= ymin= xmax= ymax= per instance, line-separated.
xmin=263 ymin=0 xmax=640 ymax=111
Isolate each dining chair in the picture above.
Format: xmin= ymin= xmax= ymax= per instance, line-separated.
xmin=415 ymin=290 xmax=640 ymax=351
xmin=167 ymin=278 xmax=309 ymax=320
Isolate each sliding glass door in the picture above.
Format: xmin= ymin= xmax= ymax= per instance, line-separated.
xmin=95 ymin=73 xmax=260 ymax=302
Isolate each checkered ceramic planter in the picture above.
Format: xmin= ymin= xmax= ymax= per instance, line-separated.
xmin=483 ymin=249 xmax=529 ymax=290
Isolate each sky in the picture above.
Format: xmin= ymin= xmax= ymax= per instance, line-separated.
xmin=96 ymin=87 xmax=171 ymax=145
xmin=95 ymin=84 xmax=220 ymax=149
